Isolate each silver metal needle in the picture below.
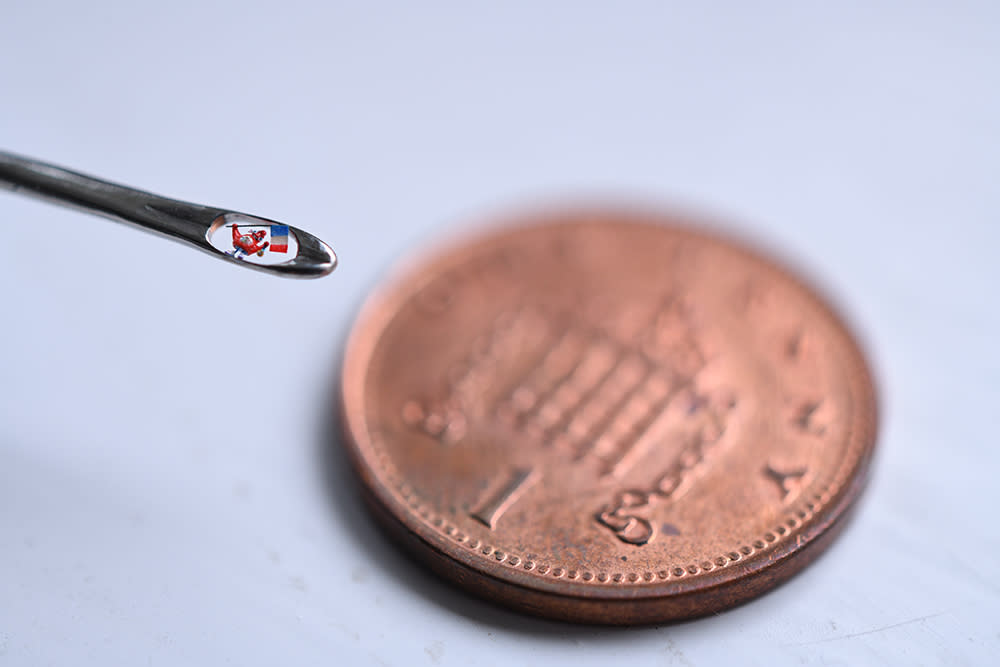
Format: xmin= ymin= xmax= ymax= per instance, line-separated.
xmin=0 ymin=150 xmax=337 ymax=278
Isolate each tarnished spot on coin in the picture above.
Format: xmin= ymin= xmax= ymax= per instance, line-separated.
xmin=339 ymin=210 xmax=878 ymax=624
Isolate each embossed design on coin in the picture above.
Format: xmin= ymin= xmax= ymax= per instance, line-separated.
xmin=340 ymin=210 xmax=878 ymax=624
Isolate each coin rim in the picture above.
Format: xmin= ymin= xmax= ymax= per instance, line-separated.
xmin=339 ymin=208 xmax=879 ymax=621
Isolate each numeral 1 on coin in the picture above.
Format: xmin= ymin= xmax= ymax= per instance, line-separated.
xmin=470 ymin=466 xmax=536 ymax=529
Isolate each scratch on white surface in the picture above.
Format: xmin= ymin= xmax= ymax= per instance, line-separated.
xmin=424 ymin=640 xmax=445 ymax=664
xmin=786 ymin=612 xmax=948 ymax=647
xmin=330 ymin=623 xmax=359 ymax=642
xmin=664 ymin=636 xmax=694 ymax=666
xmin=288 ymin=575 xmax=307 ymax=592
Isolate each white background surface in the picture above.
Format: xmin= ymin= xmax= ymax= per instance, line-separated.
xmin=1 ymin=2 xmax=998 ymax=665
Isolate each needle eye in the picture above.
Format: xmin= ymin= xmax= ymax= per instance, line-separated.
xmin=207 ymin=213 xmax=338 ymax=278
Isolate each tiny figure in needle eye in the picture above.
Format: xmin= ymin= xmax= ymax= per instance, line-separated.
xmin=229 ymin=224 xmax=269 ymax=258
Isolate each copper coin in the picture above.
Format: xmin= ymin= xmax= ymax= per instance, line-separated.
xmin=340 ymin=209 xmax=878 ymax=624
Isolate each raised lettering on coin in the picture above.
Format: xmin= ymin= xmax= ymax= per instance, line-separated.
xmin=470 ymin=466 xmax=536 ymax=529
xmin=763 ymin=463 xmax=808 ymax=497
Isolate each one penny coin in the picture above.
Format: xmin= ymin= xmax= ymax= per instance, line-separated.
xmin=340 ymin=209 xmax=878 ymax=624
